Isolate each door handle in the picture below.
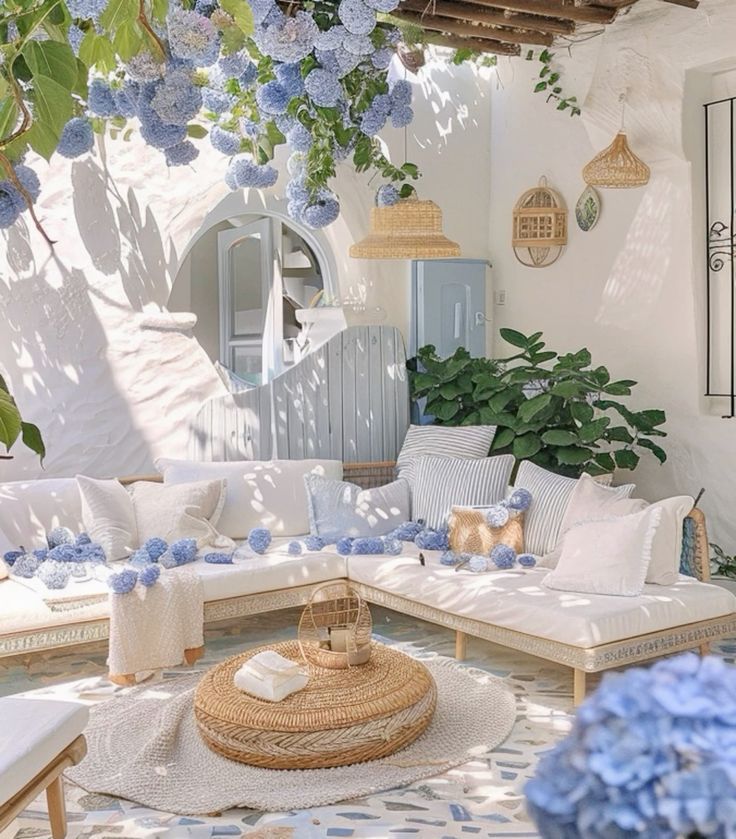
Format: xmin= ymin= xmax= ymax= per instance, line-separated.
xmin=475 ymin=311 xmax=491 ymax=326
xmin=454 ymin=303 xmax=463 ymax=339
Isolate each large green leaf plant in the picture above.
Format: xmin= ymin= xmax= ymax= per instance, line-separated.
xmin=0 ymin=374 xmax=45 ymax=461
xmin=408 ymin=328 xmax=667 ymax=477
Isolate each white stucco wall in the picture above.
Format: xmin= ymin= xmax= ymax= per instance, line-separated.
xmin=0 ymin=58 xmax=491 ymax=481
xmin=488 ymin=0 xmax=736 ymax=547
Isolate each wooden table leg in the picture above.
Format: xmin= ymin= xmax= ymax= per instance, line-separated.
xmin=184 ymin=645 xmax=205 ymax=666
xmin=455 ymin=630 xmax=467 ymax=661
xmin=699 ymin=642 xmax=711 ymax=656
xmin=573 ymin=669 xmax=587 ymax=707
xmin=46 ymin=776 xmax=66 ymax=839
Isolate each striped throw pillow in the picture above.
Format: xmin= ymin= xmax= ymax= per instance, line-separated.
xmin=396 ymin=424 xmax=496 ymax=485
xmin=412 ymin=455 xmax=514 ymax=530
xmin=514 ymin=462 xmax=613 ymax=557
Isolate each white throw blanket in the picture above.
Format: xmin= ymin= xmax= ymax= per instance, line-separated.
xmin=234 ymin=650 xmax=308 ymax=702
xmin=108 ymin=566 xmax=204 ymax=680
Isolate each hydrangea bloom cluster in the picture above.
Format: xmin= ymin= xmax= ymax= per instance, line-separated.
xmin=526 ymin=653 xmax=736 ymax=839
xmin=388 ymin=520 xmax=425 ymax=542
xmin=4 ymin=531 xmax=108 ymax=589
xmin=287 ymin=540 xmax=303 ymax=556
xmin=304 ymin=535 xmax=326 ymax=552
xmin=160 ymin=538 xmax=198 ymax=568
xmin=108 ymin=567 xmax=139 ymax=594
xmin=204 ymin=552 xmax=233 ymax=564
xmin=248 ymin=527 xmax=272 ymax=554
xmin=138 ymin=563 xmax=161 ymax=586
xmin=414 ymin=527 xmax=450 ymax=552
xmin=0 ymin=159 xmax=44 ymax=228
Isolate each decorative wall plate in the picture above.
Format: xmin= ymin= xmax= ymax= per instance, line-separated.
xmin=575 ymin=186 xmax=601 ymax=232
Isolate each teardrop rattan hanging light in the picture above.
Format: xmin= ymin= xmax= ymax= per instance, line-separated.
xmin=583 ymin=131 xmax=650 ymax=189
xmin=349 ymin=195 xmax=461 ymax=260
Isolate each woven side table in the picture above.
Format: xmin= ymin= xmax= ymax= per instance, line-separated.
xmin=194 ymin=641 xmax=436 ymax=769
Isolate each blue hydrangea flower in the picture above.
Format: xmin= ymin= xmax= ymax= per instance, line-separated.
xmin=228 ymin=156 xmax=278 ymax=188
xmin=256 ymin=11 xmax=319 ymax=63
xmin=343 ymin=33 xmax=375 ymax=56
xmin=0 ymin=183 xmax=21 ymax=228
xmin=304 ymin=69 xmax=342 ymax=108
xmin=239 ymin=62 xmax=259 ymax=89
xmin=47 ymin=527 xmax=75 ymax=548
xmin=491 ymin=544 xmax=516 ymax=569
xmin=507 ymin=487 xmax=533 ymax=512
xmin=167 ymin=7 xmax=220 ymax=66
xmin=68 ymin=23 xmax=85 ymax=55
xmin=315 ymin=47 xmax=361 ymax=79
xmin=248 ymin=527 xmax=272 ymax=554
xmin=390 ymin=79 xmax=412 ymax=107
xmin=303 ymin=194 xmax=339 ymax=229
xmin=256 ymin=81 xmax=291 ymax=115
xmin=57 ymin=117 xmax=95 ymax=159
xmin=165 ymin=140 xmax=199 ymax=167
xmin=486 ymin=505 xmax=510 ymax=528
xmin=66 ymin=0 xmax=108 ymax=19
xmin=518 ymin=553 xmax=537 ymax=568
xmin=247 ymin=0 xmax=277 ymax=25
xmin=468 ymin=555 xmax=489 ymax=573
xmin=371 ymin=47 xmax=393 ymax=70
xmin=315 ymin=25 xmax=347 ymax=50
xmin=138 ymin=563 xmax=161 ymax=586
xmin=286 ymin=123 xmax=313 ymax=153
xmin=142 ymin=537 xmax=168 ymax=561
xmin=382 ymin=537 xmax=402 ymax=556
xmin=114 ymin=81 xmax=140 ymax=118
xmin=140 ymin=112 xmax=187 ymax=150
xmin=336 ymin=537 xmax=354 ymax=555
xmin=210 ymin=126 xmax=241 ymax=155
xmin=78 ymin=543 xmax=105 ymax=563
xmin=218 ymin=51 xmax=249 ymax=77
xmin=304 ymin=535 xmax=326 ymax=552
xmin=13 ymin=553 xmax=40 ymax=578
xmin=3 ymin=550 xmax=22 ymax=567
xmin=338 ymin=0 xmax=376 ymax=35
xmin=239 ymin=117 xmax=261 ymax=138
xmin=274 ymin=113 xmax=297 ymax=135
xmin=391 ymin=105 xmax=413 ymax=129
xmin=151 ymin=69 xmax=202 ymax=126
xmin=48 ymin=544 xmax=79 ymax=562
xmin=287 ymin=200 xmax=306 ymax=223
xmin=440 ymin=550 xmax=461 ymax=566
xmin=287 ymin=540 xmax=303 ymax=556
xmin=202 ymin=87 xmax=237 ymax=114
xmin=414 ymin=528 xmax=449 ymax=552
xmin=108 ymin=568 xmax=138 ymax=594
xmin=37 ymin=560 xmax=71 ymax=590
xmin=125 ymin=51 xmax=166 ymax=82
xmin=14 ymin=165 xmax=40 ymax=202
xmin=33 ymin=547 xmax=49 ymax=562
xmin=363 ymin=0 xmax=399 ymax=9
xmin=360 ymin=94 xmax=391 ymax=135
xmin=204 ymin=552 xmax=233 ymax=564
xmin=163 ymin=538 xmax=198 ymax=568
xmin=376 ymin=184 xmax=399 ymax=207
xmin=75 ymin=532 xmax=92 ymax=546
xmin=351 ymin=537 xmax=386 ymax=555
xmin=287 ymin=152 xmax=307 ymax=176
xmin=130 ymin=547 xmax=152 ymax=566
xmin=275 ymin=62 xmax=305 ymax=97
xmin=88 ymin=79 xmax=117 ymax=117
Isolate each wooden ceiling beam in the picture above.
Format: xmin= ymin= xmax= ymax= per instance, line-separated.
xmin=425 ymin=32 xmax=522 ymax=56
xmin=398 ymin=0 xmax=576 ymax=36
xmin=392 ymin=9 xmax=554 ymax=46
xmin=458 ymin=0 xmax=617 ymax=25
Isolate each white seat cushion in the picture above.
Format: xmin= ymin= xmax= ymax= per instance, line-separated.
xmin=347 ymin=547 xmax=736 ymax=648
xmin=0 ymin=696 xmax=88 ymax=803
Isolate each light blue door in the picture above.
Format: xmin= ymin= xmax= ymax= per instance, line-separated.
xmin=411 ymin=259 xmax=489 ymax=358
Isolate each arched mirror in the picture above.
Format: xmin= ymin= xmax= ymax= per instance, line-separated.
xmin=170 ymin=212 xmax=331 ymax=388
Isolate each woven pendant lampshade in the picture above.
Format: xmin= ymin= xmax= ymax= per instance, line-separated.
xmin=350 ymin=196 xmax=461 ymax=259
xmin=583 ymin=131 xmax=650 ymax=189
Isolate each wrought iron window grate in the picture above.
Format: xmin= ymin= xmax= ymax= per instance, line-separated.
xmin=705 ymin=95 xmax=736 ymax=418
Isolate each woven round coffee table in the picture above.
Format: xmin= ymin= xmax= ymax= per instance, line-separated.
xmin=194 ymin=640 xmax=436 ymax=769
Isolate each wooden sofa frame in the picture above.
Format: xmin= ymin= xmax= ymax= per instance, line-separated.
xmin=1 ymin=462 xmax=733 ymax=706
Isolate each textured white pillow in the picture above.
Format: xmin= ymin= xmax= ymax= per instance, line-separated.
xmin=128 ymin=479 xmax=232 ymax=548
xmin=396 ymin=424 xmax=496 ymax=485
xmin=77 ymin=475 xmax=138 ymax=560
xmin=646 ymin=495 xmax=694 ymax=585
xmin=543 ymin=506 xmax=663 ymax=597
xmin=0 ymin=478 xmax=84 ymax=551
xmin=539 ymin=473 xmax=640 ymax=569
xmin=155 ymin=458 xmax=342 ymax=538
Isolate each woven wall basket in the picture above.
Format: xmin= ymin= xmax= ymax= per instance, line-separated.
xmin=583 ymin=131 xmax=650 ymax=189
xmin=512 ymin=177 xmax=567 ymax=268
xmin=350 ymin=196 xmax=461 ymax=260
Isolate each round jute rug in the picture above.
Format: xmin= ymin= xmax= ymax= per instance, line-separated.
xmin=68 ymin=651 xmax=516 ymax=814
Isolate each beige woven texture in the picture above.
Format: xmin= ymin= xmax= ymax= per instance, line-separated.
xmin=448 ymin=508 xmax=525 ymax=556
xmin=195 ymin=641 xmax=436 ymax=769
xmin=68 ymin=647 xmax=517 ymax=814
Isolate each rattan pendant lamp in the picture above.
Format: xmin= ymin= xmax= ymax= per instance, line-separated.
xmin=583 ymin=95 xmax=650 ymax=189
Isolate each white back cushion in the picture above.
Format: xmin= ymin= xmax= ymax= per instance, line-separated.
xmin=77 ymin=476 xmax=138 ymax=561
xmin=396 ymin=424 xmax=496 ymax=485
xmin=156 ymin=459 xmax=342 ymax=538
xmin=646 ymin=495 xmax=694 ymax=585
xmin=0 ymin=478 xmax=83 ymax=551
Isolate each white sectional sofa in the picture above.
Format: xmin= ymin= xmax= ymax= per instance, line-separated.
xmin=2 ymin=465 xmax=735 ymax=705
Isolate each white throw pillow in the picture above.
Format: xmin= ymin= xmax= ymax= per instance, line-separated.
xmin=646 ymin=495 xmax=694 ymax=586
xmin=513 ymin=462 xmax=613 ymax=557
xmin=128 ymin=479 xmax=231 ymax=548
xmin=539 ymin=473 xmax=640 ymax=569
xmin=0 ymin=478 xmax=84 ymax=551
xmin=396 ymin=424 xmax=496 ymax=485
xmin=543 ymin=506 xmax=663 ymax=597
xmin=155 ymin=458 xmax=342 ymax=538
xmin=77 ymin=475 xmax=138 ymax=561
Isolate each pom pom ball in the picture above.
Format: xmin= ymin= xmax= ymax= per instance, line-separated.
xmin=485 ymin=504 xmax=510 ymax=529
xmin=518 ymin=553 xmax=537 ymax=568
xmin=304 ymin=535 xmax=326 ymax=552
xmin=414 ymin=528 xmax=449 ymax=552
xmin=468 ymin=555 xmax=489 ymax=573
xmin=389 ymin=520 xmax=424 ymax=542
xmin=139 ymin=564 xmax=162 ymax=587
xmin=37 ymin=560 xmax=71 ymax=590
xmin=507 ymin=488 xmax=533 ymax=512
xmin=47 ymin=526 xmax=75 ymax=548
xmin=143 ymin=537 xmax=168 ymax=561
xmin=204 ymin=552 xmax=234 ymax=564
xmin=108 ymin=568 xmax=139 ymax=594
xmin=490 ymin=544 xmax=517 ymax=569
xmin=75 ymin=532 xmax=92 ymax=546
xmin=336 ymin=537 xmax=354 ymax=556
xmin=13 ymin=552 xmax=40 ymax=578
xmin=3 ymin=550 xmax=22 ymax=567
xmin=130 ymin=548 xmax=153 ymax=566
xmin=287 ymin=541 xmax=303 ymax=556
xmin=351 ymin=537 xmax=385 ymax=555
xmin=440 ymin=550 xmax=462 ymax=566
xmin=160 ymin=538 xmax=198 ymax=568
xmin=248 ymin=528 xmax=272 ymax=555
xmin=382 ymin=537 xmax=402 ymax=556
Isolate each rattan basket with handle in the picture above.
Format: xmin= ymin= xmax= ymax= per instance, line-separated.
xmin=298 ymin=581 xmax=373 ymax=669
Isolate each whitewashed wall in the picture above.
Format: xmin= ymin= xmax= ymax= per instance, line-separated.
xmin=0 ymin=58 xmax=492 ymax=481
xmin=488 ymin=0 xmax=736 ymax=547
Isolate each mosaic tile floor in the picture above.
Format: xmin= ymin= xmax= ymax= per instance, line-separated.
xmin=3 ymin=609 xmax=734 ymax=839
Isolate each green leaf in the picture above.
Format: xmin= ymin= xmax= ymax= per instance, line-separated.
xmin=79 ymin=31 xmax=117 ymax=71
xmin=604 ymin=381 xmax=633 ymax=396
xmin=513 ymin=432 xmax=543 ymax=460
xmin=20 ymin=421 xmax=45 ymax=462
xmin=26 ymin=75 xmax=73 ymax=159
xmin=431 ymin=400 xmax=460 ymax=422
xmin=491 ymin=427 xmax=515 ymax=450
xmin=187 ymin=123 xmax=208 ymax=139
xmin=578 ymin=417 xmax=610 ymax=444
xmin=99 ymin=0 xmax=138 ymax=32
xmin=534 ymin=81 xmax=547 ymax=93
xmin=634 ymin=409 xmax=667 ymax=430
xmin=638 ymin=438 xmax=667 ymax=464
xmin=0 ymin=389 xmax=22 ymax=451
xmin=604 ymin=425 xmax=633 ymax=444
xmin=401 ymin=161 xmax=419 ymax=177
xmin=23 ymin=40 xmax=78 ymax=90
xmin=113 ymin=20 xmax=144 ymax=61
xmin=550 ymin=380 xmax=583 ymax=399
xmin=489 ymin=390 xmax=517 ymax=413
xmin=0 ymin=98 xmax=19 ymax=145
xmin=152 ymin=0 xmax=168 ymax=21
xmin=593 ymin=452 xmax=616 ymax=473
xmin=517 ymin=392 xmax=553 ymax=423
xmin=499 ymin=327 xmax=529 ymax=349
xmin=439 ymin=381 xmax=470 ymax=400
xmin=614 ymin=449 xmax=640 ymax=470
xmin=555 ymin=445 xmax=593 ymax=466
xmin=219 ymin=0 xmax=255 ymax=35
xmin=570 ymin=401 xmax=594 ymax=424
xmin=541 ymin=429 xmax=579 ymax=446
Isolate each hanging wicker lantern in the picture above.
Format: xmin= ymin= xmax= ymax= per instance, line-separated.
xmin=298 ymin=581 xmax=373 ymax=669
xmin=512 ymin=176 xmax=567 ymax=268
xmin=350 ymin=195 xmax=461 ymax=260
xmin=583 ymin=131 xmax=650 ymax=189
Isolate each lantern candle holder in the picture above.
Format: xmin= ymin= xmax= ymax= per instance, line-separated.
xmin=512 ymin=176 xmax=568 ymax=268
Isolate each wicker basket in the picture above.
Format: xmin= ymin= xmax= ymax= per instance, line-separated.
xmin=512 ymin=176 xmax=567 ymax=268
xmin=298 ymin=582 xmax=373 ymax=669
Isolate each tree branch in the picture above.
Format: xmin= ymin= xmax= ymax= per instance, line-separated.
xmin=138 ymin=0 xmax=167 ymax=59
xmin=0 ymin=152 xmax=56 ymax=246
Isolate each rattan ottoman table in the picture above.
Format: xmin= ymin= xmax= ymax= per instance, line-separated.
xmin=194 ymin=640 xmax=437 ymax=769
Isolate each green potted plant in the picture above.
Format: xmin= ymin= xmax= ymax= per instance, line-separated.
xmin=408 ymin=328 xmax=667 ymax=477
xmin=709 ymin=544 xmax=736 ymax=595
xmin=0 ymin=374 xmax=45 ymax=461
